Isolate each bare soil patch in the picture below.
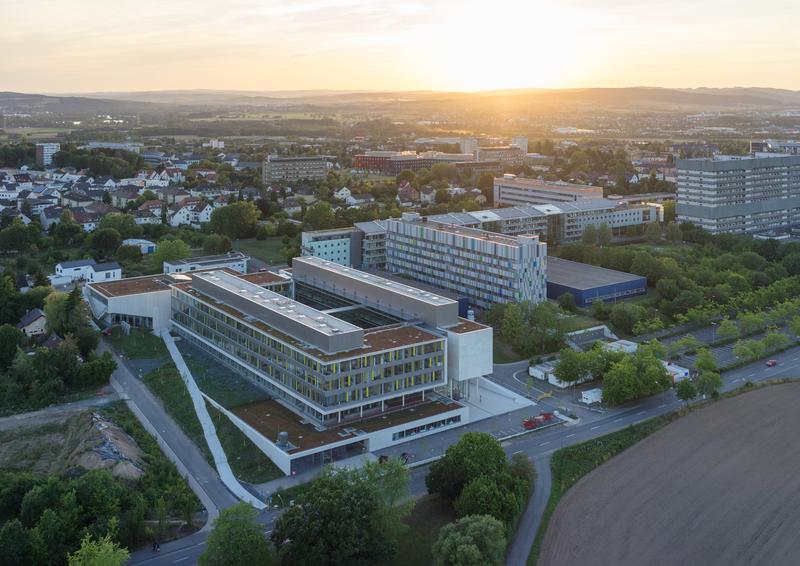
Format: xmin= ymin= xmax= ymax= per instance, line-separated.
xmin=540 ymin=383 xmax=800 ymax=566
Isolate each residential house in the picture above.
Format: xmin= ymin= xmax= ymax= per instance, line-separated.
xmin=17 ymin=308 xmax=47 ymax=337
xmin=40 ymin=206 xmax=65 ymax=229
xmin=110 ymin=186 xmax=139 ymax=208
xmin=122 ymin=238 xmax=156 ymax=254
xmin=61 ymin=192 xmax=93 ymax=208
xmin=89 ymin=262 xmax=122 ymax=282
xmin=157 ymin=186 xmax=191 ymax=205
xmin=17 ymin=309 xmax=47 ymax=338
xmin=333 ymin=187 xmax=352 ymax=201
xmin=396 ymin=182 xmax=419 ymax=207
xmin=52 ymin=259 xmax=97 ymax=283
xmin=71 ymin=209 xmax=103 ymax=232
xmin=134 ymin=209 xmax=162 ymax=225
xmin=419 ymin=186 xmax=437 ymax=204
xmin=168 ymin=198 xmax=212 ymax=228
xmin=346 ymin=193 xmax=376 ymax=208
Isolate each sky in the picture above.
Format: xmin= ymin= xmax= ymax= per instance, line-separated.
xmin=2 ymin=0 xmax=800 ymax=93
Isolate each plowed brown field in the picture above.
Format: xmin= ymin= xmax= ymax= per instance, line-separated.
xmin=540 ymin=383 xmax=800 ymax=566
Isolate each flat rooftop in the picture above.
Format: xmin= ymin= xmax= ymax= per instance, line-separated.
xmin=88 ymin=267 xmax=287 ymax=298
xmin=547 ymin=256 xmax=645 ymax=290
xmin=179 ymin=284 xmax=443 ymax=362
xmin=293 ymin=256 xmax=456 ymax=307
xmin=192 ymin=270 xmax=360 ymax=338
xmin=164 ymin=252 xmax=248 ymax=267
xmin=447 ymin=318 xmax=490 ymax=334
xmin=231 ymin=397 xmax=460 ymax=453
xmin=395 ymin=219 xmax=535 ymax=248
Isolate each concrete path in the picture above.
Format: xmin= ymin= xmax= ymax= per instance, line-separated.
xmin=100 ymin=339 xmax=239 ymax=525
xmin=0 ymin=386 xmax=119 ymax=431
xmin=161 ymin=332 xmax=266 ymax=509
xmin=506 ymin=454 xmax=553 ymax=566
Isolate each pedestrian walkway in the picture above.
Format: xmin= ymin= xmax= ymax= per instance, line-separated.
xmin=0 ymin=386 xmax=119 ymax=431
xmin=161 ymin=332 xmax=266 ymax=510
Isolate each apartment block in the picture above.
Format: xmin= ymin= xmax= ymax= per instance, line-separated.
xmin=35 ymin=143 xmax=60 ymax=167
xmin=493 ymin=174 xmax=604 ymax=205
xmin=263 ymin=155 xmax=329 ymax=184
xmin=677 ymin=153 xmax=800 ymax=234
xmin=385 ymin=215 xmax=547 ymax=309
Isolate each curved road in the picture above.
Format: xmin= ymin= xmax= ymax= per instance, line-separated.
xmin=122 ymin=340 xmax=800 ymax=565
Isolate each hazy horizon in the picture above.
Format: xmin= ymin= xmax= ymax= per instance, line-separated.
xmin=3 ymin=0 xmax=800 ymax=93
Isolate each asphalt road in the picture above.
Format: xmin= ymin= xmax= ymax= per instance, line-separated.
xmin=122 ymin=340 xmax=800 ymax=566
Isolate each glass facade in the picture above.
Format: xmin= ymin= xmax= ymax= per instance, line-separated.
xmin=171 ymin=287 xmax=446 ymax=425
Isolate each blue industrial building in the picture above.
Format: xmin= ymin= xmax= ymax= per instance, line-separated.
xmin=546 ymin=256 xmax=647 ymax=307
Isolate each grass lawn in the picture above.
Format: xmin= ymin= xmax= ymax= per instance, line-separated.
xmin=233 ymin=238 xmax=286 ymax=264
xmin=388 ymin=495 xmax=456 ymax=566
xmin=107 ymin=328 xmax=169 ymax=360
xmin=207 ymin=404 xmax=283 ymax=484
xmin=143 ymin=363 xmax=213 ymax=463
xmin=494 ymin=335 xmax=526 ymax=364
xmin=527 ymin=413 xmax=679 ymax=565
xmin=143 ymin=363 xmax=281 ymax=484
xmin=183 ymin=352 xmax=270 ymax=408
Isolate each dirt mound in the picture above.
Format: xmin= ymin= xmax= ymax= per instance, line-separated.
xmin=0 ymin=411 xmax=146 ymax=480
xmin=540 ymin=383 xmax=800 ymax=566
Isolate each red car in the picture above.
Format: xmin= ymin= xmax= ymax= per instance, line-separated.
xmin=766 ymin=359 xmax=778 ymax=367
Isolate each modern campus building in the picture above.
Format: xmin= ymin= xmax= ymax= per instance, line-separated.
xmin=300 ymin=199 xmax=661 ymax=270
xmin=352 ymin=150 xmax=475 ymax=175
xmin=545 ymin=257 xmax=647 ymax=307
xmin=163 ymin=252 xmax=249 ymax=274
xmin=262 ymin=155 xmax=329 ymax=184
xmin=493 ymin=174 xmax=604 ymax=205
xmin=476 ymin=146 xmax=525 ymax=165
xmin=85 ymin=260 xmax=493 ymax=474
xmin=677 ymin=153 xmax=800 ymax=234
xmin=35 ymin=143 xmax=60 ymax=167
xmin=384 ymin=214 xmax=547 ymax=308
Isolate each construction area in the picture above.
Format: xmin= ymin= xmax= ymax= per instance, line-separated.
xmin=540 ymin=382 xmax=800 ymax=566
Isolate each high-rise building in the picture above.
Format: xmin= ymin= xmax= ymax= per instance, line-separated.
xmin=35 ymin=143 xmax=60 ymax=167
xmin=385 ymin=214 xmax=547 ymax=308
xmin=511 ymin=136 xmax=529 ymax=153
xmin=493 ymin=175 xmax=604 ymax=205
xmin=677 ymin=153 xmax=800 ymax=234
xmin=263 ymin=155 xmax=329 ymax=184
xmin=476 ymin=146 xmax=525 ymax=165
xmin=460 ymin=137 xmax=478 ymax=155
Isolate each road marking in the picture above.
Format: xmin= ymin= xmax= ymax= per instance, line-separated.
xmin=265 ymin=530 xmax=272 ymax=535
xmin=173 ymin=558 xmax=189 ymax=563
xmin=539 ymin=441 xmax=550 ymax=446
xmin=513 ymin=450 xmax=524 ymax=455
xmin=657 ymin=404 xmax=666 ymax=408
xmin=613 ymin=418 xmax=623 ymax=423
xmin=590 ymin=425 xmax=601 ymax=430
xmin=566 ymin=433 xmax=576 ymax=438
xmin=635 ymin=411 xmax=646 ymax=416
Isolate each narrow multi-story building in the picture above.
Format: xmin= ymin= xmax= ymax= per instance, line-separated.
xmin=493 ymin=174 xmax=604 ymax=205
xmin=35 ymin=143 xmax=60 ymax=167
xmin=385 ymin=214 xmax=547 ymax=308
xmin=263 ymin=155 xmax=329 ymax=184
xmin=677 ymin=153 xmax=800 ymax=234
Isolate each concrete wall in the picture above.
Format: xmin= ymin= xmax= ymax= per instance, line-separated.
xmin=446 ymin=327 xmax=493 ymax=381
xmin=107 ymin=290 xmax=173 ymax=331
xmin=367 ymin=405 xmax=468 ymax=451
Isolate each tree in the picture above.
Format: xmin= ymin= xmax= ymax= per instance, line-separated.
xmin=87 ymin=228 xmax=121 ymax=256
xmin=732 ymin=339 xmax=765 ymax=361
xmin=431 ymin=515 xmax=506 ymax=566
xmin=694 ymin=348 xmax=717 ymax=373
xmin=200 ymin=503 xmax=272 ymax=566
xmin=696 ymin=370 xmax=723 ymax=398
xmin=716 ymin=318 xmax=739 ymax=341
xmin=557 ymin=292 xmax=577 ymax=312
xmin=499 ymin=303 xmax=524 ymax=348
xmin=99 ymin=213 xmax=142 ymax=240
xmin=763 ymin=331 xmax=790 ymax=352
xmin=0 ymin=519 xmax=32 ymax=566
xmin=590 ymin=298 xmax=610 ymax=321
xmin=609 ymin=303 xmax=647 ymax=335
xmin=581 ymin=224 xmax=597 ymax=246
xmin=209 ymin=201 xmax=261 ymax=238
xmin=453 ymin=474 xmax=523 ymax=531
xmin=664 ymin=222 xmax=682 ymax=243
xmin=67 ymin=533 xmax=129 ymax=566
xmin=0 ymin=324 xmax=24 ymax=370
xmin=203 ymin=234 xmax=232 ymax=254
xmin=597 ymin=222 xmax=612 ymax=246
xmin=272 ymin=466 xmax=397 ymax=566
xmin=675 ymin=379 xmax=697 ymax=408
xmin=152 ymin=239 xmax=191 ymax=270
xmin=302 ymin=202 xmax=336 ymax=231
xmin=426 ymin=433 xmax=508 ymax=501
xmin=116 ymin=245 xmax=142 ymax=264
xmin=554 ymin=348 xmax=588 ymax=384
xmin=54 ymin=211 xmax=83 ymax=247
xmin=738 ymin=312 xmax=766 ymax=335
xmin=644 ymin=222 xmax=662 ymax=244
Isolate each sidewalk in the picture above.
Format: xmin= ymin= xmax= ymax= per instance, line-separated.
xmin=0 ymin=386 xmax=119 ymax=431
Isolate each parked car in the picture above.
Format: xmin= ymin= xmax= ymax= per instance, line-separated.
xmin=766 ymin=359 xmax=778 ymax=367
